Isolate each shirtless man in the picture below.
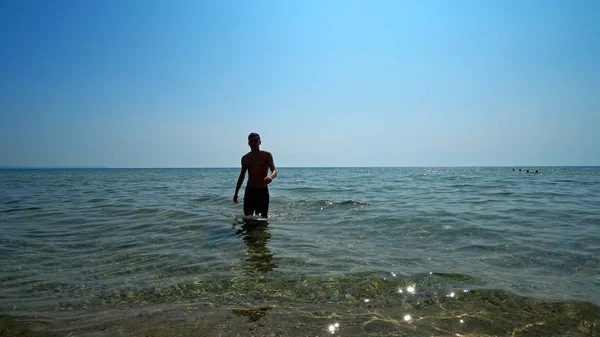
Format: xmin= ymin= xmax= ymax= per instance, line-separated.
xmin=233 ymin=133 xmax=277 ymax=218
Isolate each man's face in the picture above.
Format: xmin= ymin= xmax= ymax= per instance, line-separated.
xmin=248 ymin=136 xmax=261 ymax=150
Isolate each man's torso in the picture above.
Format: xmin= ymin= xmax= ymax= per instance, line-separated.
xmin=244 ymin=151 xmax=271 ymax=188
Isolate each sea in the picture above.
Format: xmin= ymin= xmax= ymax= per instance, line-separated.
xmin=1 ymin=167 xmax=599 ymax=336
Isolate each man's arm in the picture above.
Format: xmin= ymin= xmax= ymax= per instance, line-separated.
xmin=233 ymin=157 xmax=247 ymax=203
xmin=264 ymin=152 xmax=277 ymax=184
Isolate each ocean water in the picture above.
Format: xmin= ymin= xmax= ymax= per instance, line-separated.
xmin=1 ymin=167 xmax=599 ymax=336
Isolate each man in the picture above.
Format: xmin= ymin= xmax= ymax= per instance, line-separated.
xmin=233 ymin=133 xmax=277 ymax=218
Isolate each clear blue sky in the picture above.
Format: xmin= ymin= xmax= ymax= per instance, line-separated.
xmin=1 ymin=0 xmax=598 ymax=167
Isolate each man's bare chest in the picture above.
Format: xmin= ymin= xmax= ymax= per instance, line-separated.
xmin=246 ymin=156 xmax=268 ymax=170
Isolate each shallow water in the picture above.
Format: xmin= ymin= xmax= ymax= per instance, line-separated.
xmin=1 ymin=167 xmax=599 ymax=335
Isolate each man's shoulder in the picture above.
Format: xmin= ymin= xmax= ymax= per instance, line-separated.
xmin=260 ymin=150 xmax=272 ymax=156
xmin=241 ymin=152 xmax=251 ymax=162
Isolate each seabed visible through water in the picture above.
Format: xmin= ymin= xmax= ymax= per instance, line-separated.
xmin=2 ymin=272 xmax=599 ymax=337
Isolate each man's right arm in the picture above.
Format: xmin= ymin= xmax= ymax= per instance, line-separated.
xmin=233 ymin=157 xmax=247 ymax=203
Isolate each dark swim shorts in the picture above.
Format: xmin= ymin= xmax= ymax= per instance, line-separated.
xmin=243 ymin=187 xmax=270 ymax=217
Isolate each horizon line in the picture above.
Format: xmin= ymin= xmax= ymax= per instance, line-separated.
xmin=1 ymin=165 xmax=599 ymax=170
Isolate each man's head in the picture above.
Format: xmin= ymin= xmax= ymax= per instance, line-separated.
xmin=248 ymin=132 xmax=261 ymax=150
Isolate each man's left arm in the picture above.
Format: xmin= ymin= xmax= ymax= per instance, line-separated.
xmin=265 ymin=152 xmax=277 ymax=183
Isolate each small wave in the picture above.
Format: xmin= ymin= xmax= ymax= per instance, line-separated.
xmin=262 ymin=197 xmax=376 ymax=221
xmin=318 ymin=199 xmax=373 ymax=210
xmin=480 ymin=191 xmax=514 ymax=197
xmin=283 ymin=187 xmax=323 ymax=193
xmin=449 ymin=183 xmax=480 ymax=189
xmin=190 ymin=195 xmax=230 ymax=205
xmin=161 ymin=209 xmax=197 ymax=220
xmin=269 ymin=197 xmax=369 ymax=211
xmin=533 ymin=191 xmax=569 ymax=198
xmin=1 ymin=207 xmax=42 ymax=213
xmin=455 ymin=243 xmax=511 ymax=252
xmin=134 ymin=208 xmax=160 ymax=214
xmin=91 ymin=203 xmax=128 ymax=209
xmin=338 ymin=200 xmax=372 ymax=207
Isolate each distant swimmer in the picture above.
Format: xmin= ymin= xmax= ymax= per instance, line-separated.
xmin=514 ymin=168 xmax=539 ymax=174
xmin=233 ymin=133 xmax=278 ymax=219
xmin=525 ymin=169 xmax=540 ymax=174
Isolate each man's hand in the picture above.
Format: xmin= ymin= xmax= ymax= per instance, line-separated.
xmin=233 ymin=194 xmax=239 ymax=204
xmin=264 ymin=176 xmax=273 ymax=184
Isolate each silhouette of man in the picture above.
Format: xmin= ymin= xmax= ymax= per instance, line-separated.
xmin=233 ymin=133 xmax=277 ymax=218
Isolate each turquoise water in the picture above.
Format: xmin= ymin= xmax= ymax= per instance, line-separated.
xmin=1 ymin=167 xmax=599 ymax=335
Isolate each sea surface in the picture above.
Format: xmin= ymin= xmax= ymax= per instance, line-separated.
xmin=1 ymin=167 xmax=599 ymax=336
